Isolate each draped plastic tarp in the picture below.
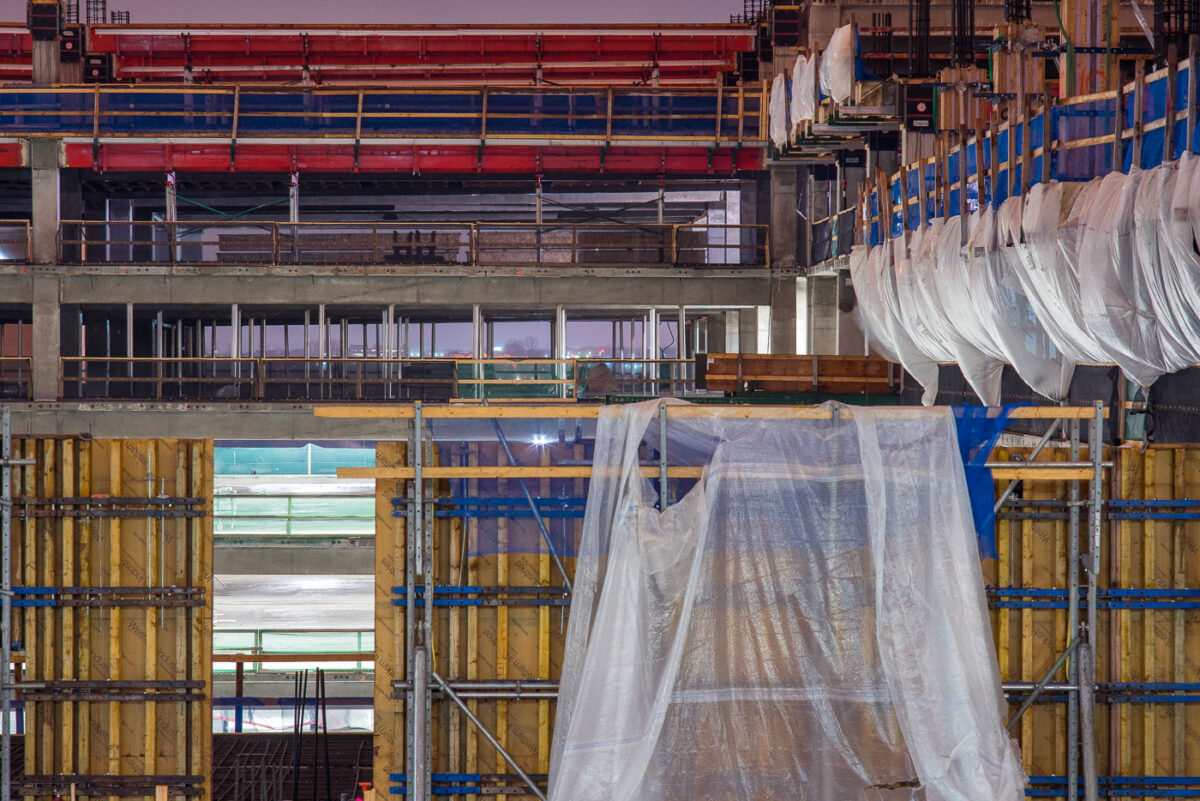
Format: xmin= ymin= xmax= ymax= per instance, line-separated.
xmin=769 ymin=73 xmax=788 ymax=148
xmin=819 ymin=24 xmax=855 ymax=103
xmin=795 ymin=53 xmax=817 ymax=122
xmin=549 ymin=400 xmax=1026 ymax=801
xmin=852 ymin=158 xmax=1200 ymax=402
xmin=789 ymin=55 xmax=807 ymax=128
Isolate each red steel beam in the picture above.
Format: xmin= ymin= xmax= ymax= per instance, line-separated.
xmin=63 ymin=142 xmax=763 ymax=175
xmin=83 ymin=23 xmax=753 ymax=85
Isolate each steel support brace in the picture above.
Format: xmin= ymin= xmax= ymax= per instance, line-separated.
xmin=431 ymin=672 xmax=548 ymax=801
xmin=1082 ymin=402 xmax=1103 ymax=801
xmin=2 ymin=408 xmax=11 ymax=801
xmin=1068 ymin=417 xmax=1081 ymax=801
xmin=490 ymin=420 xmax=572 ymax=593
xmin=1007 ymin=636 xmax=1081 ymax=731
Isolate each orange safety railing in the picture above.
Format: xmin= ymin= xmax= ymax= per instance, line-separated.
xmin=0 ymin=84 xmax=766 ymax=143
xmin=57 ymin=220 xmax=770 ymax=267
xmin=0 ymin=357 xmax=31 ymax=399
xmin=59 ymin=356 xmax=695 ymax=402
xmin=0 ymin=220 xmax=30 ymax=263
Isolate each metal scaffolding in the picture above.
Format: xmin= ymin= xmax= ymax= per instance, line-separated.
xmin=318 ymin=401 xmax=1111 ymax=800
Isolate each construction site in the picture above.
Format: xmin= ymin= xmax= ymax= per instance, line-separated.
xmin=0 ymin=0 xmax=1198 ymax=797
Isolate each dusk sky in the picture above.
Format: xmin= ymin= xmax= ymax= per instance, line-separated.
xmin=0 ymin=0 xmax=745 ymax=24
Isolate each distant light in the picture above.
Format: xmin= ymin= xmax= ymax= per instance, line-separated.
xmin=531 ymin=433 xmax=553 ymax=446
xmin=493 ymin=345 xmax=502 ymax=351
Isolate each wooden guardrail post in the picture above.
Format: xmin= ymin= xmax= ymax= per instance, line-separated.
xmin=1187 ymin=35 xmax=1199 ymax=156
xmin=1133 ymin=58 xmax=1145 ymax=169
xmin=1043 ymin=93 xmax=1054 ymax=183
xmin=1112 ymin=78 xmax=1125 ymax=173
xmin=1165 ymin=43 xmax=1178 ymax=160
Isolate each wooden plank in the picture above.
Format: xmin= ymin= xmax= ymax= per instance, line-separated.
xmin=320 ymin=403 xmax=1101 ymax=420
xmin=107 ymin=443 xmax=122 ymax=795
xmin=77 ymin=442 xmax=91 ymax=788
xmin=537 ymin=448 xmax=552 ymax=777
xmin=61 ymin=441 xmax=75 ymax=776
xmin=373 ymin=441 xmax=407 ymax=796
xmin=495 ymin=447 xmax=509 ymax=801
xmin=465 ymin=443 xmax=479 ymax=786
xmin=39 ymin=440 xmax=55 ymax=779
xmin=1144 ymin=448 xmax=1157 ymax=777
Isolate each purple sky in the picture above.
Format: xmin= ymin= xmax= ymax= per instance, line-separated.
xmin=0 ymin=0 xmax=744 ymax=24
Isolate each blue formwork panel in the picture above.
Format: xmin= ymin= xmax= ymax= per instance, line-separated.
xmin=486 ymin=92 xmax=606 ymax=136
xmin=0 ymin=90 xmax=93 ymax=133
xmin=236 ymin=92 xmax=359 ymax=136
xmin=98 ymin=90 xmax=234 ymax=134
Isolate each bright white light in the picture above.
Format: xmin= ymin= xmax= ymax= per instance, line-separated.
xmin=531 ymin=433 xmax=553 ymax=446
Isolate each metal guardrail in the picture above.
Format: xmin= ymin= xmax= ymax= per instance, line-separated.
xmin=1 ymin=84 xmax=765 ymax=142
xmin=57 ymin=220 xmax=769 ymax=268
xmin=58 ymin=356 xmax=694 ymax=402
xmin=0 ymin=221 xmax=29 ymax=263
xmin=0 ymin=358 xmax=30 ymax=400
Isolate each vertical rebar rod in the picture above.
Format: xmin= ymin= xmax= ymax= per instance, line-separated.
xmin=1067 ymin=417 xmax=1081 ymax=801
xmin=1083 ymin=401 xmax=1103 ymax=801
xmin=2 ymin=408 xmax=11 ymax=801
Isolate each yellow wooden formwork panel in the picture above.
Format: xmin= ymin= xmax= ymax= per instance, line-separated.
xmin=13 ymin=438 xmax=212 ymax=801
xmin=373 ymin=441 xmax=408 ymax=796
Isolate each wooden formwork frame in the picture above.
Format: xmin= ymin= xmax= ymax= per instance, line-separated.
xmin=0 ymin=413 xmax=213 ymax=801
xmin=321 ymin=401 xmax=1111 ymax=800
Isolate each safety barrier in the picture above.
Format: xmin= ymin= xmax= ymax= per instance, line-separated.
xmin=57 ymin=220 xmax=769 ymax=267
xmin=857 ymin=56 xmax=1197 ymax=247
xmin=0 ymin=358 xmax=30 ymax=400
xmin=0 ymin=220 xmax=29 ymax=263
xmin=0 ymin=85 xmax=764 ymax=142
xmin=57 ymin=356 xmax=694 ymax=402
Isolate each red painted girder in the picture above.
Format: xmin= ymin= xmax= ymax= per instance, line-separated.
xmin=63 ymin=141 xmax=763 ymax=175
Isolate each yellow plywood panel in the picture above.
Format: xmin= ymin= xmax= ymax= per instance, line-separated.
xmin=13 ymin=438 xmax=212 ymax=801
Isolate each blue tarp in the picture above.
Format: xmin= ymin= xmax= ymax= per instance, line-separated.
xmin=953 ymin=404 xmax=1026 ymax=559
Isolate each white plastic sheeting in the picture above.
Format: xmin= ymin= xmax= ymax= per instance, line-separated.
xmin=789 ymin=55 xmax=807 ymax=128
xmin=549 ymin=400 xmax=1026 ymax=801
xmin=769 ymin=73 xmax=788 ymax=148
xmin=795 ymin=52 xmax=818 ymax=122
xmin=851 ymin=159 xmax=1200 ymax=402
xmin=819 ymin=24 xmax=855 ymax=103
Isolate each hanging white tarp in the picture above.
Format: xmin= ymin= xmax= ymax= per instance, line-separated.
xmin=852 ymin=159 xmax=1200 ymax=401
xmin=549 ymin=401 xmax=1026 ymax=801
xmin=819 ymin=24 xmax=855 ymax=103
xmin=768 ymin=73 xmax=788 ymax=148
xmin=789 ymin=54 xmax=807 ymax=128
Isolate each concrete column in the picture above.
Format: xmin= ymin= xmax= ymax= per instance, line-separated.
xmin=837 ymin=272 xmax=867 ymax=355
xmin=737 ymin=308 xmax=758 ymax=354
xmin=31 ymin=274 xmax=60 ymax=401
xmin=31 ymin=38 xmax=58 ymax=85
xmin=808 ymin=275 xmax=839 ymax=354
xmin=29 ymin=139 xmax=60 ymax=265
xmin=471 ymin=305 xmax=483 ymax=358
xmin=769 ymin=165 xmax=798 ymax=271
xmin=769 ymin=276 xmax=799 ymax=355
xmin=705 ymin=312 xmax=727 ymax=354
xmin=768 ymin=165 xmax=799 ymax=354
